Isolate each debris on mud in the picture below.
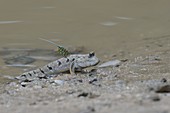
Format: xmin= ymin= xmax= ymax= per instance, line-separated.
xmin=98 ymin=59 xmax=121 ymax=68
xmin=77 ymin=92 xmax=100 ymax=99
xmin=155 ymin=85 xmax=170 ymax=93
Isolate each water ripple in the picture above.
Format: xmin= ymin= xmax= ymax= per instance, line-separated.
xmin=0 ymin=21 xmax=23 ymax=24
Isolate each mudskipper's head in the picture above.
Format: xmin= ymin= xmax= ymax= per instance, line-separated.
xmin=70 ymin=52 xmax=100 ymax=68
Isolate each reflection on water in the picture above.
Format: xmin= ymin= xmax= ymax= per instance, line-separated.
xmin=100 ymin=21 xmax=119 ymax=27
xmin=0 ymin=0 xmax=170 ymax=83
xmin=115 ymin=16 xmax=134 ymax=20
xmin=0 ymin=21 xmax=23 ymax=24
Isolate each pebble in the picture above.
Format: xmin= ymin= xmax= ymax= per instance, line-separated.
xmin=161 ymin=78 xmax=167 ymax=83
xmin=77 ymin=92 xmax=100 ymax=98
xmin=20 ymin=82 xmax=29 ymax=86
xmin=89 ymin=78 xmax=98 ymax=84
xmin=145 ymin=93 xmax=161 ymax=102
xmin=53 ymin=80 xmax=65 ymax=85
xmin=77 ymin=92 xmax=89 ymax=97
xmin=150 ymin=95 xmax=161 ymax=102
xmin=98 ymin=59 xmax=121 ymax=68
xmin=156 ymin=85 xmax=170 ymax=93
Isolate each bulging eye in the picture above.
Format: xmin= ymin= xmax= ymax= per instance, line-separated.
xmin=88 ymin=52 xmax=95 ymax=58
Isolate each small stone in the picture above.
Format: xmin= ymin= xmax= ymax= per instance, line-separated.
xmin=20 ymin=82 xmax=29 ymax=87
xmin=89 ymin=78 xmax=97 ymax=84
xmin=156 ymin=85 xmax=170 ymax=93
xmin=148 ymin=94 xmax=161 ymax=102
xmin=151 ymin=95 xmax=161 ymax=101
xmin=120 ymin=59 xmax=128 ymax=62
xmin=77 ymin=92 xmax=89 ymax=97
xmin=77 ymin=92 xmax=100 ymax=99
xmin=53 ymin=80 xmax=65 ymax=85
xmin=98 ymin=59 xmax=121 ymax=68
xmin=77 ymin=79 xmax=83 ymax=83
xmin=161 ymin=78 xmax=167 ymax=83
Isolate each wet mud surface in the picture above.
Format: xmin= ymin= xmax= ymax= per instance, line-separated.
xmin=1 ymin=0 xmax=170 ymax=112
xmin=0 ymin=36 xmax=170 ymax=113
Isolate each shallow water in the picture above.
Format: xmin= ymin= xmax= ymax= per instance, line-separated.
xmin=0 ymin=0 xmax=170 ymax=83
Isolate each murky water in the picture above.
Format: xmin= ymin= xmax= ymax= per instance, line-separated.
xmin=1 ymin=0 xmax=170 ymax=83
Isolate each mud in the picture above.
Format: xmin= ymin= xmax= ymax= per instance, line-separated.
xmin=1 ymin=0 xmax=170 ymax=113
xmin=1 ymin=35 xmax=170 ymax=113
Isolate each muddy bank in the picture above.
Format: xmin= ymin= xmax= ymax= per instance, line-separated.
xmin=0 ymin=35 xmax=170 ymax=113
xmin=1 ymin=0 xmax=170 ymax=112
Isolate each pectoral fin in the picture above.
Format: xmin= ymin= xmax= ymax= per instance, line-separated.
xmin=70 ymin=62 xmax=76 ymax=75
xmin=69 ymin=62 xmax=83 ymax=75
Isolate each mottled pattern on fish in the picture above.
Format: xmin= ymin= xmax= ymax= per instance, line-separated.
xmin=16 ymin=52 xmax=99 ymax=81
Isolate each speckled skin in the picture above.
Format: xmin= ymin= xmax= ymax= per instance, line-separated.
xmin=16 ymin=52 xmax=99 ymax=81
